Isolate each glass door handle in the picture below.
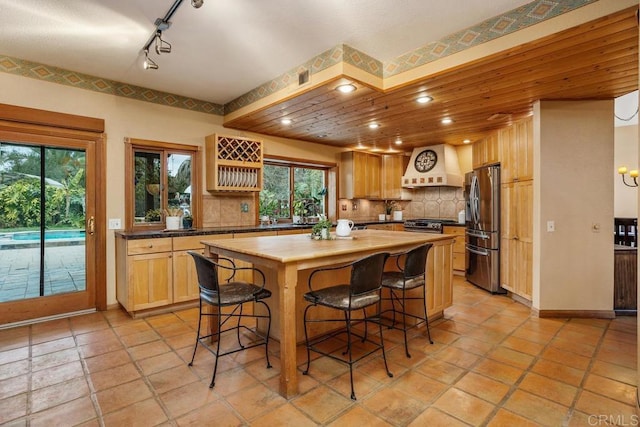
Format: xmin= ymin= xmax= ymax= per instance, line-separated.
xmin=88 ymin=216 xmax=95 ymax=235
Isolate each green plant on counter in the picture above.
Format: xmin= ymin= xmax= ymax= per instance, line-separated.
xmin=385 ymin=200 xmax=397 ymax=215
xmin=311 ymin=215 xmax=333 ymax=239
xmin=145 ymin=208 xmax=162 ymax=222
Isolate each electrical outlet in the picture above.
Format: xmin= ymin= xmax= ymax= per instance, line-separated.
xmin=352 ymin=202 xmax=358 ymax=211
xmin=108 ymin=218 xmax=121 ymax=229
xmin=341 ymin=204 xmax=347 ymax=211
xmin=240 ymin=202 xmax=249 ymax=213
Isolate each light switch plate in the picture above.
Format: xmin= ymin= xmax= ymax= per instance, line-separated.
xmin=546 ymin=221 xmax=555 ymax=232
xmin=108 ymin=218 xmax=121 ymax=229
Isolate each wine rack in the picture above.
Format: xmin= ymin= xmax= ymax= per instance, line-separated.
xmin=205 ymin=134 xmax=263 ymax=192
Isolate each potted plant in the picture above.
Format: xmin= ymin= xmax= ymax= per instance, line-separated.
xmin=182 ymin=212 xmax=193 ymax=229
xmin=292 ymin=199 xmax=307 ymax=224
xmin=311 ymin=215 xmax=333 ymax=240
xmin=385 ymin=200 xmax=397 ymax=221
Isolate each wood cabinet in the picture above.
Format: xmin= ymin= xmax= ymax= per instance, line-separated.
xmin=614 ymin=246 xmax=637 ymax=313
xmin=381 ymin=154 xmax=406 ymax=199
xmin=443 ymin=226 xmax=465 ymax=273
xmin=367 ymin=223 xmax=404 ymax=231
xmin=116 ymin=237 xmax=173 ymax=313
xmin=500 ymin=117 xmax=533 ymax=183
xmin=472 ymin=132 xmax=500 ymax=169
xmin=500 ymin=168 xmax=533 ymax=300
xmin=340 ymin=151 xmax=381 ymax=199
xmin=205 ymin=133 xmax=263 ymax=192
xmin=116 ymin=234 xmax=233 ymax=316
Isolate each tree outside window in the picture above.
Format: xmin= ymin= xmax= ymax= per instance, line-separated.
xmin=260 ymin=162 xmax=326 ymax=220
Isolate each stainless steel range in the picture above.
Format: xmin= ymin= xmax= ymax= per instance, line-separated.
xmin=403 ymin=218 xmax=458 ymax=234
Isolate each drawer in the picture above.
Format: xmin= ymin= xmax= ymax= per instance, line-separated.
xmin=443 ymin=226 xmax=465 ymax=236
xmin=127 ymin=238 xmax=172 ymax=255
xmin=452 ymin=237 xmax=465 ymax=254
xmin=173 ymin=236 xmax=205 ymax=251
xmin=453 ymin=252 xmax=465 ymax=271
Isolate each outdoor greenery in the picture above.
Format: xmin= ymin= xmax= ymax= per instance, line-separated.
xmin=0 ymin=144 xmax=86 ymax=230
xmin=259 ymin=164 xmax=326 ymax=219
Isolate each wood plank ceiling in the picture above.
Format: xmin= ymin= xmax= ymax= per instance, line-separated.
xmin=225 ymin=6 xmax=638 ymax=152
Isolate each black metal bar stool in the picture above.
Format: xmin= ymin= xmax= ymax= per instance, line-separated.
xmin=302 ymin=251 xmax=392 ymax=400
xmin=187 ymin=251 xmax=272 ymax=388
xmin=381 ymin=243 xmax=433 ymax=357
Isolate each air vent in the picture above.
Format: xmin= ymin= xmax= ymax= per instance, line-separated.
xmin=298 ymin=69 xmax=309 ymax=86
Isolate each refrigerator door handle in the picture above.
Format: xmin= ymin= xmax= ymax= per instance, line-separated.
xmin=466 ymin=244 xmax=489 ymax=256
xmin=470 ymin=175 xmax=480 ymax=224
xmin=466 ymin=229 xmax=489 ymax=239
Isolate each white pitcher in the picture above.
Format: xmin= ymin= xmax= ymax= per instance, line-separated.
xmin=335 ymin=219 xmax=354 ymax=237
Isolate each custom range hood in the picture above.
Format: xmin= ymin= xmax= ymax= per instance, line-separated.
xmin=402 ymin=144 xmax=463 ymax=188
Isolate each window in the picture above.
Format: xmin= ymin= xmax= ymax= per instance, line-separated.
xmin=125 ymin=138 xmax=201 ymax=230
xmin=260 ymin=160 xmax=328 ymax=220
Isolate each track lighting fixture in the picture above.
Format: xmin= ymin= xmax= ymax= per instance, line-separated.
xmin=143 ymin=50 xmax=158 ymax=70
xmin=141 ymin=0 xmax=203 ymax=71
xmin=154 ymin=31 xmax=172 ymax=54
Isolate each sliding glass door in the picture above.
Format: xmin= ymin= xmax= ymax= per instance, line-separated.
xmin=0 ymin=137 xmax=96 ymax=324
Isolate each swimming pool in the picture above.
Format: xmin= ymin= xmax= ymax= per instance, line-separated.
xmin=11 ymin=230 xmax=86 ymax=241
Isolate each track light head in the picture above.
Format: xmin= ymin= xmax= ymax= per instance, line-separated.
xmin=154 ymin=31 xmax=172 ymax=54
xmin=143 ymin=50 xmax=158 ymax=70
xmin=191 ymin=0 xmax=204 ymax=8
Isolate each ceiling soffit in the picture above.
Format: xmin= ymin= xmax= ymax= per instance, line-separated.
xmin=224 ymin=3 xmax=638 ymax=151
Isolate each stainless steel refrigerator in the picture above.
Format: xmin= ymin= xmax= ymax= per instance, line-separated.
xmin=465 ymin=165 xmax=504 ymax=293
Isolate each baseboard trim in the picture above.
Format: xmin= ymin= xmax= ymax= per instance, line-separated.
xmin=533 ymin=309 xmax=616 ymax=319
xmin=0 ymin=308 xmax=97 ymax=330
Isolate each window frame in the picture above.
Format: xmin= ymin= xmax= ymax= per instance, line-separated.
xmin=262 ymin=156 xmax=333 ymax=220
xmin=124 ymin=137 xmax=201 ymax=231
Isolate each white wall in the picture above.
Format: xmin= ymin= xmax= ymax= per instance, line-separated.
xmin=0 ymin=72 xmax=342 ymax=306
xmin=533 ymin=100 xmax=614 ymax=312
xmin=614 ymin=124 xmax=639 ymax=218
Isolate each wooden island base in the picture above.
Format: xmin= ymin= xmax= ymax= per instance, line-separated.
xmin=202 ymin=229 xmax=454 ymax=399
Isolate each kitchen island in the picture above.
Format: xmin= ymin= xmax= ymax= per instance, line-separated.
xmin=201 ymin=229 xmax=455 ymax=398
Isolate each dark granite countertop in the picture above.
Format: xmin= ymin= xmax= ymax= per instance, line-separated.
xmin=115 ymin=220 xmax=406 ymax=240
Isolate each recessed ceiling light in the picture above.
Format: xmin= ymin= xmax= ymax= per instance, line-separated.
xmin=416 ymin=95 xmax=433 ymax=104
xmin=395 ymin=138 xmax=403 ymax=145
xmin=336 ymin=83 xmax=356 ymax=94
xmin=280 ymin=118 xmax=292 ymax=125
xmin=441 ymin=117 xmax=453 ymax=124
xmin=463 ymin=139 xmax=471 ymax=144
xmin=368 ymin=122 xmax=379 ymax=129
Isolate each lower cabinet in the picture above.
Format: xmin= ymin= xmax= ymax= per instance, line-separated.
xmin=500 ymin=237 xmax=532 ymax=300
xmin=443 ymin=226 xmax=465 ymax=273
xmin=116 ymin=237 xmax=173 ymax=313
xmin=367 ymin=223 xmax=404 ymax=231
xmin=116 ymin=234 xmax=233 ymax=316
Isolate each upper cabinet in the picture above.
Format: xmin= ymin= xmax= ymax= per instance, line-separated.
xmin=381 ymin=154 xmax=407 ymax=199
xmin=205 ymin=133 xmax=263 ymax=192
xmin=340 ymin=151 xmax=381 ymax=199
xmin=340 ymin=152 xmax=408 ymax=200
xmin=472 ymin=133 xmax=500 ymax=169
xmin=500 ymin=118 xmax=533 ymax=183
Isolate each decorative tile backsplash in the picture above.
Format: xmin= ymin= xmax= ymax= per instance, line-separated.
xmin=338 ymin=186 xmax=466 ymax=222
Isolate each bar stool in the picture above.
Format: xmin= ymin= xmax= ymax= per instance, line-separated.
xmin=302 ymin=251 xmax=392 ymax=400
xmin=381 ymin=243 xmax=433 ymax=358
xmin=187 ymin=251 xmax=272 ymax=388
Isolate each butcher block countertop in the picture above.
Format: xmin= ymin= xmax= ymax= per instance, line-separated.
xmin=201 ymin=229 xmax=454 ymax=264
xmin=201 ymin=229 xmax=455 ymax=398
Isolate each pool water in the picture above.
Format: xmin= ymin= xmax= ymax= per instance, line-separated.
xmin=12 ymin=230 xmax=86 ymax=241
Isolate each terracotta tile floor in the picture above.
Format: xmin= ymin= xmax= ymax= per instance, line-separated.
xmin=0 ymin=277 xmax=637 ymax=426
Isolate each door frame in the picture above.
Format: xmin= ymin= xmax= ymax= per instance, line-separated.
xmin=0 ymin=103 xmax=106 ymax=323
